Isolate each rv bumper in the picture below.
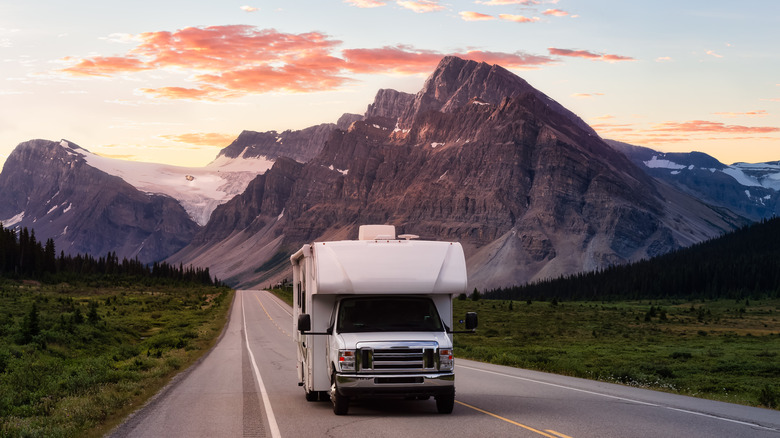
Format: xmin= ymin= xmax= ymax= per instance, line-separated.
xmin=335 ymin=372 xmax=454 ymax=397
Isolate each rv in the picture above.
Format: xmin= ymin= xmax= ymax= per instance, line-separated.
xmin=291 ymin=225 xmax=477 ymax=415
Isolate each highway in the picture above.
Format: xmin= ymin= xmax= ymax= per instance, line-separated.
xmin=110 ymin=290 xmax=780 ymax=438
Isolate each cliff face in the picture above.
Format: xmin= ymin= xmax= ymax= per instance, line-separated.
xmin=218 ymin=123 xmax=337 ymax=163
xmin=0 ymin=139 xmax=199 ymax=262
xmin=174 ymin=57 xmax=744 ymax=289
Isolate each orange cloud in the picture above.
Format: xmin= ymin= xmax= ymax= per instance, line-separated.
xmin=344 ymin=0 xmax=386 ymax=7
xmin=160 ymin=132 xmax=236 ymax=146
xmin=542 ymin=9 xmax=568 ymax=16
xmin=549 ymin=47 xmax=635 ymax=62
xmin=396 ymin=0 xmax=444 ymax=13
xmin=460 ymin=11 xmax=495 ymax=21
xmin=59 ymin=56 xmax=150 ymax=77
xmin=713 ymin=110 xmax=768 ymax=118
xmin=476 ymin=0 xmax=537 ymax=4
xmin=651 ymin=120 xmax=779 ymax=134
xmin=58 ymin=25 xmax=556 ymax=100
xmin=240 ymin=5 xmax=258 ymax=12
xmin=499 ymin=14 xmax=539 ymax=23
xmin=572 ymin=93 xmax=604 ymax=98
xmin=344 ymin=46 xmax=555 ymax=74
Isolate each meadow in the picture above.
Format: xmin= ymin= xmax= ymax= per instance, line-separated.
xmin=0 ymin=279 xmax=233 ymax=438
xmin=452 ymin=297 xmax=780 ymax=409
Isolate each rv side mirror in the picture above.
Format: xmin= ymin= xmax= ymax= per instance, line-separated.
xmin=465 ymin=312 xmax=478 ymax=330
xmin=298 ymin=314 xmax=312 ymax=333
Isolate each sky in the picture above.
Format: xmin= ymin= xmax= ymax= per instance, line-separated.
xmin=1 ymin=1 xmax=779 ymax=169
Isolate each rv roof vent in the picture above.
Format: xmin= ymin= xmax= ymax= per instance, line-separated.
xmin=358 ymin=224 xmax=396 ymax=240
xmin=398 ymin=234 xmax=420 ymax=240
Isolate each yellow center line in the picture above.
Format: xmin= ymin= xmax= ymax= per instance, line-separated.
xmin=252 ymin=292 xmax=291 ymax=338
xmin=455 ymin=400 xmax=560 ymax=438
xmin=546 ymin=430 xmax=574 ymax=438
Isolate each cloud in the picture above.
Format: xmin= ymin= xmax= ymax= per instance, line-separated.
xmin=59 ymin=56 xmax=151 ymax=77
xmin=549 ymin=47 xmax=635 ymax=62
xmin=460 ymin=11 xmax=496 ymax=21
xmin=651 ymin=120 xmax=779 ymax=134
xmin=713 ymin=110 xmax=768 ymax=118
xmin=499 ymin=14 xmax=539 ymax=23
xmin=159 ymin=132 xmax=236 ymax=146
xmin=542 ymin=9 xmax=568 ymax=16
xmin=655 ymin=56 xmax=672 ymax=62
xmin=706 ymin=50 xmax=723 ymax=58
xmin=344 ymin=0 xmax=387 ymax=6
xmin=572 ymin=93 xmax=604 ymax=98
xmin=240 ymin=5 xmax=258 ymax=12
xmin=58 ymin=25 xmax=555 ymax=100
xmin=475 ymin=0 xmax=537 ymax=4
xmin=396 ymin=0 xmax=445 ymax=13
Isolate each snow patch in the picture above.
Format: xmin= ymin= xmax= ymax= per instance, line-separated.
xmin=80 ymin=148 xmax=272 ymax=225
xmin=46 ymin=205 xmax=59 ymax=215
xmin=644 ymin=156 xmax=685 ymax=170
xmin=63 ymin=203 xmax=72 ymax=213
xmin=1 ymin=212 xmax=24 ymax=227
xmin=431 ymin=142 xmax=444 ymax=149
xmin=277 ymin=208 xmax=285 ymax=221
xmin=722 ymin=167 xmax=762 ymax=187
xmin=328 ymin=165 xmax=348 ymax=176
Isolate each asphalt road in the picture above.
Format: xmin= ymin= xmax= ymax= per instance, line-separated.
xmin=110 ymin=290 xmax=780 ymax=438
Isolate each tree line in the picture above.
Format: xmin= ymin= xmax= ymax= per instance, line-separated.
xmin=484 ymin=217 xmax=780 ymax=302
xmin=0 ymin=223 xmax=219 ymax=286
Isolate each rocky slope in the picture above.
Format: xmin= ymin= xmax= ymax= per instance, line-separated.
xmin=0 ymin=139 xmax=199 ymax=262
xmin=172 ymin=56 xmax=746 ymax=289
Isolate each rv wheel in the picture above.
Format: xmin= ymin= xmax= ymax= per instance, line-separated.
xmin=330 ymin=374 xmax=349 ymax=415
xmin=435 ymin=394 xmax=454 ymax=414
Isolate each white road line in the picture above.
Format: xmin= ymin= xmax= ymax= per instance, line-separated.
xmin=267 ymin=291 xmax=292 ymax=316
xmin=242 ymin=291 xmax=282 ymax=438
xmin=459 ymin=364 xmax=777 ymax=432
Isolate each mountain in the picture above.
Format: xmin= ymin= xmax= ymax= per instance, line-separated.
xmin=0 ymin=139 xmax=199 ymax=262
xmin=171 ymin=56 xmax=747 ymax=289
xmin=608 ymin=140 xmax=780 ymax=221
xmin=0 ymin=114 xmax=355 ymax=262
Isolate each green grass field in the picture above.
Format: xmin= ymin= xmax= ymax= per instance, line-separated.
xmin=0 ymin=280 xmax=233 ymax=438
xmin=453 ymin=297 xmax=780 ymax=409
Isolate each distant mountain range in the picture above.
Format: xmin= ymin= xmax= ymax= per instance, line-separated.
xmin=1 ymin=56 xmax=770 ymax=290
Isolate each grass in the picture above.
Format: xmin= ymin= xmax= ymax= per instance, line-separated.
xmin=0 ymin=279 xmax=233 ymax=438
xmin=453 ymin=297 xmax=780 ymax=409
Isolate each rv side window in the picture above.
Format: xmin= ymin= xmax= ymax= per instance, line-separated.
xmin=336 ymin=297 xmax=443 ymax=333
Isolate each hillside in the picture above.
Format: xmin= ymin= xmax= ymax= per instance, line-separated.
xmin=485 ymin=217 xmax=780 ymax=301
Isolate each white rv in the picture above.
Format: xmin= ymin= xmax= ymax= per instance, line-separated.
xmin=291 ymin=225 xmax=477 ymax=415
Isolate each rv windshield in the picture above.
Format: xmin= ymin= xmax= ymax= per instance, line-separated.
xmin=336 ymin=297 xmax=444 ymax=333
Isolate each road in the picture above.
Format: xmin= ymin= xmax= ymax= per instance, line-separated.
xmin=110 ymin=290 xmax=780 ymax=438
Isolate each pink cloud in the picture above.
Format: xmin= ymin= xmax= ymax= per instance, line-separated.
xmin=713 ymin=110 xmax=769 ymax=118
xmin=240 ymin=5 xmax=258 ymax=12
xmin=542 ymin=9 xmax=568 ymax=16
xmin=549 ymin=47 xmax=635 ymax=62
xmin=159 ymin=132 xmax=237 ymax=146
xmin=59 ymin=56 xmax=150 ymax=77
xmin=344 ymin=0 xmax=386 ymax=7
xmin=58 ymin=25 xmax=556 ymax=100
xmin=460 ymin=11 xmax=496 ymax=21
xmin=499 ymin=14 xmax=539 ymax=23
xmin=651 ymin=120 xmax=779 ymax=134
xmin=396 ymin=0 xmax=445 ymax=13
xmin=476 ymin=0 xmax=537 ymax=4
xmin=572 ymin=93 xmax=604 ymax=98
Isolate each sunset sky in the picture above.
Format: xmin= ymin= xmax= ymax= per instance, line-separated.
xmin=1 ymin=1 xmax=779 ymax=168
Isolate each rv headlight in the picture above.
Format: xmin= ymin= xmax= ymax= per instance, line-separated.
xmin=338 ymin=349 xmax=356 ymax=372
xmin=439 ymin=348 xmax=453 ymax=371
